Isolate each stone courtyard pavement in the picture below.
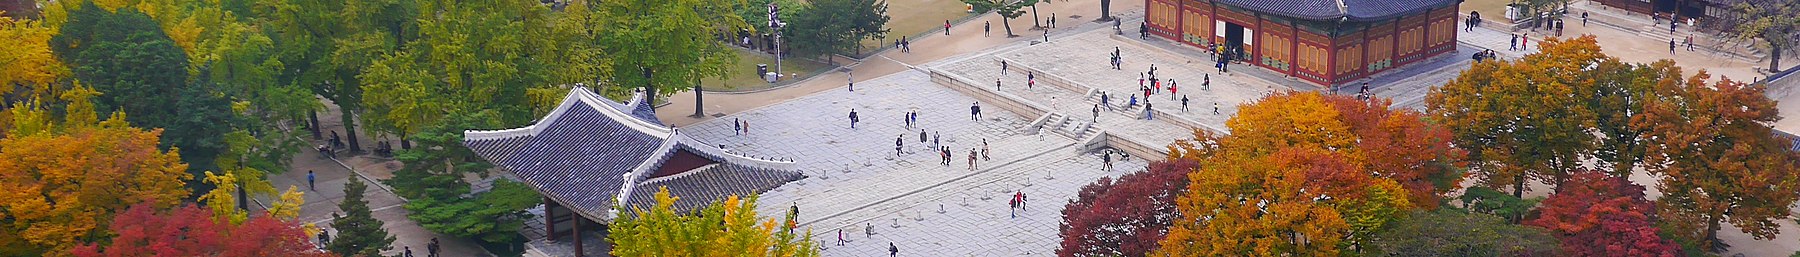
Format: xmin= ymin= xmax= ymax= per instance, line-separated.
xmin=678 ymin=69 xmax=1150 ymax=256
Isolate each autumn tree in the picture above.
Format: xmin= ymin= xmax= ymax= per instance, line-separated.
xmin=0 ymin=97 xmax=191 ymax=256
xmin=69 ymin=204 xmax=331 ymax=257
xmin=1427 ymin=35 xmax=1613 ymax=197
xmin=327 ymin=178 xmax=395 ymax=256
xmin=0 ymin=13 xmax=69 ymax=102
xmin=1157 ymin=91 xmax=1452 ymax=255
xmin=1368 ymin=209 xmax=1559 ymax=256
xmin=1154 ymin=147 xmax=1351 ymax=256
xmin=1056 ymin=159 xmax=1194 ymax=257
xmin=1526 ymin=171 xmax=1679 ymax=257
xmin=1321 ymin=95 xmax=1464 ymax=208
xmin=607 ymin=187 xmax=819 ymax=257
xmin=1637 ymin=72 xmax=1800 ymax=252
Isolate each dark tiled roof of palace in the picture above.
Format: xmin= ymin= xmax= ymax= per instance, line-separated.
xmin=1216 ymin=0 xmax=1460 ymax=21
xmin=464 ymin=87 xmax=803 ymax=222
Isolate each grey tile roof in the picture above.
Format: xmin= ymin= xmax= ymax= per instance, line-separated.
xmin=1216 ymin=0 xmax=1460 ymax=22
xmin=498 ymin=105 xmax=663 ymax=216
xmin=464 ymin=87 xmax=802 ymax=222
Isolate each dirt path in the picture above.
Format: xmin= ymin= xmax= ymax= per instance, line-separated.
xmin=656 ymin=0 xmax=1142 ymax=126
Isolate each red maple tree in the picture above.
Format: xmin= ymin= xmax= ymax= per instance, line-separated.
xmin=1056 ymin=159 xmax=1195 ymax=257
xmin=1526 ymin=171 xmax=1678 ymax=257
xmin=70 ymin=203 xmax=331 ymax=257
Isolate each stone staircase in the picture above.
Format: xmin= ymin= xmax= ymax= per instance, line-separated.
xmin=1038 ymin=113 xmax=1099 ymax=139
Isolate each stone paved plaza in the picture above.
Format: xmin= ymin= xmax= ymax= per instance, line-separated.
xmin=675 ymin=69 xmax=1151 ymax=256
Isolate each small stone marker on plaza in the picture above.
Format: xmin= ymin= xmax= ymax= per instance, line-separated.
xmin=463 ymin=86 xmax=805 ymax=257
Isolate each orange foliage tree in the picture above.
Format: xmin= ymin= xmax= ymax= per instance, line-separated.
xmin=1636 ymin=72 xmax=1800 ymax=252
xmin=1428 ymin=35 xmax=1636 ymax=198
xmin=0 ymin=99 xmax=191 ymax=256
xmin=1157 ymin=91 xmax=1455 ymax=255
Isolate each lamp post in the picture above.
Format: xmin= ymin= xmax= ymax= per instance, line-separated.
xmin=770 ymin=3 xmax=786 ymax=82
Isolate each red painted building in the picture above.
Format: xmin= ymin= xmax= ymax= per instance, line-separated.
xmin=1145 ymin=0 xmax=1461 ymax=86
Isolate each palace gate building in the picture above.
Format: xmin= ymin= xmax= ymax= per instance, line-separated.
xmin=1144 ymin=0 xmax=1462 ymax=85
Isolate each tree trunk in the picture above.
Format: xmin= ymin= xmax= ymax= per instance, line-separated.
xmin=1705 ymin=213 xmax=1724 ymax=252
xmin=1003 ymin=17 xmax=1016 ymax=37
xmin=1771 ymin=44 xmax=1783 ymax=73
xmin=642 ymin=67 xmax=657 ymax=100
xmin=691 ymin=82 xmax=705 ymax=118
xmin=400 ymin=131 xmax=411 ymax=149
xmin=310 ymin=110 xmax=322 ymax=139
xmin=1030 ymin=5 xmax=1042 ymax=28
xmin=1513 ymin=173 xmax=1526 ymax=199
xmin=1100 ymin=0 xmax=1112 ymax=21
xmin=340 ymin=105 xmax=362 ymax=153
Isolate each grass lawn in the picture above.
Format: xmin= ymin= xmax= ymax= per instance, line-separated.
xmin=855 ymin=0 xmax=975 ymax=51
xmin=1461 ymin=0 xmax=1513 ymax=23
xmin=700 ymin=48 xmax=836 ymax=92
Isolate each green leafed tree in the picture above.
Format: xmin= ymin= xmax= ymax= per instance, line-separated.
xmin=327 ymin=178 xmax=396 ymax=257
xmin=608 ymin=187 xmax=819 ymax=257
xmin=1368 ymin=209 xmax=1559 ymax=256
xmin=49 ymin=2 xmax=236 ymax=187
xmin=784 ymin=0 xmax=890 ymax=62
xmin=964 ymin=0 xmax=1034 ymax=37
xmin=595 ymin=0 xmax=749 ymax=98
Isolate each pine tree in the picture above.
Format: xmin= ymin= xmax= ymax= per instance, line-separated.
xmin=327 ymin=178 xmax=396 ymax=256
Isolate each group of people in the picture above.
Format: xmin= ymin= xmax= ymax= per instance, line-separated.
xmin=399 ymin=238 xmax=442 ymax=257
xmin=1670 ymin=35 xmax=1696 ymax=54
xmin=1008 ymin=191 xmax=1030 ymax=218
xmin=1471 ymin=49 xmax=1499 ymax=62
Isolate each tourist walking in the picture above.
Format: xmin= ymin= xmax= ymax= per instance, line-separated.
xmin=1581 ymin=12 xmax=1588 ymax=27
xmin=1144 ymin=102 xmax=1154 ymax=120
xmin=1202 ymin=74 xmax=1211 ymax=91
xmin=971 ymin=102 xmax=982 ymax=120
xmin=1670 ymin=38 xmax=1677 ymax=54
xmin=734 ymin=118 xmax=742 ymax=135
xmin=985 ymin=21 xmax=991 ymax=37
xmin=837 ymin=229 xmax=846 ymax=246
xmin=1027 ymin=72 xmax=1036 ymax=89
xmin=981 ymin=139 xmax=990 ymax=160
xmin=404 ymin=246 xmax=414 ymax=257
xmin=968 ymin=149 xmax=978 ymax=170
xmin=1001 ymin=60 xmax=1008 ymax=75
xmin=1521 ymin=35 xmax=1528 ymax=51
xmin=1102 ymin=151 xmax=1113 ymax=171
xmin=902 ymin=112 xmax=911 ymax=129
xmin=1092 ymin=104 xmax=1101 ymax=120
xmin=1181 ymin=95 xmax=1189 ymax=111
xmin=1213 ymin=102 xmax=1220 ymax=114
xmin=1168 ymin=80 xmax=1178 ymax=101
xmin=896 ymin=135 xmax=905 ymax=156
xmin=307 ymin=170 xmax=316 ymax=191
xmin=890 ymin=243 xmax=899 ymax=256
xmin=428 ymin=238 xmax=439 ymax=257
xmin=1100 ymin=92 xmax=1111 ymax=109
xmin=1686 ymin=35 xmax=1695 ymax=51
xmin=1509 ymin=33 xmax=1518 ymax=51
xmin=944 ymin=20 xmax=952 ymax=35
xmin=849 ymin=109 xmax=860 ymax=129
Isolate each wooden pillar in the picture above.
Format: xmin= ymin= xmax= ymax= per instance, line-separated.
xmin=546 ymin=198 xmax=557 ymax=241
xmin=573 ymin=215 xmax=584 ymax=257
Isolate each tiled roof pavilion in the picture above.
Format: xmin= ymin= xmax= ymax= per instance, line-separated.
xmin=464 ymin=86 xmax=804 ymax=224
xmin=1217 ymin=0 xmax=1460 ymax=21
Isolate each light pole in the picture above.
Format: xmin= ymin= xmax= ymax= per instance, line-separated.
xmin=770 ymin=3 xmax=786 ymax=82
